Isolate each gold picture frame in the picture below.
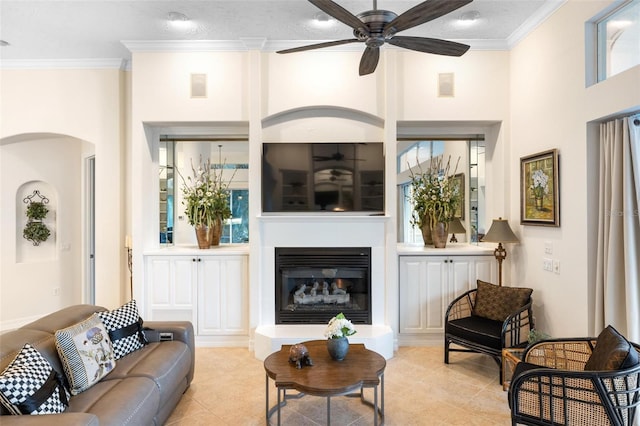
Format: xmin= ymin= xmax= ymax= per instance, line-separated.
xmin=520 ymin=149 xmax=560 ymax=226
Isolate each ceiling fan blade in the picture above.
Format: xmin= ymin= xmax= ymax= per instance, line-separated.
xmin=277 ymin=39 xmax=359 ymax=54
xmin=309 ymin=0 xmax=370 ymax=36
xmin=388 ymin=36 xmax=470 ymax=57
xmin=359 ymin=46 xmax=380 ymax=76
xmin=384 ymin=0 xmax=473 ymax=36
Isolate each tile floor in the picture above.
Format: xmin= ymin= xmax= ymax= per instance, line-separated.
xmin=166 ymin=346 xmax=512 ymax=425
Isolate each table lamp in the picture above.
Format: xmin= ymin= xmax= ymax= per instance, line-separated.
xmin=481 ymin=217 xmax=519 ymax=286
xmin=449 ymin=217 xmax=466 ymax=243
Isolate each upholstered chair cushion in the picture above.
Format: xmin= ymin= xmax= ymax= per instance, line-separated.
xmin=584 ymin=325 xmax=639 ymax=371
xmin=472 ymin=280 xmax=533 ymax=322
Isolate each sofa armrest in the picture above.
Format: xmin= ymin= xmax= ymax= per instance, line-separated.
xmin=142 ymin=321 xmax=195 ymax=384
xmin=0 ymin=413 xmax=99 ymax=426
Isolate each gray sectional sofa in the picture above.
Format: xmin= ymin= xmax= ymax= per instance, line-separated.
xmin=0 ymin=304 xmax=195 ymax=425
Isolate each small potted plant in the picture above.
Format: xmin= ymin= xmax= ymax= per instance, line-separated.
xmin=23 ymin=201 xmax=51 ymax=246
xmin=324 ymin=313 xmax=356 ymax=361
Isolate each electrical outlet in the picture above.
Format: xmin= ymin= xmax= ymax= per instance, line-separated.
xmin=553 ymin=260 xmax=560 ymax=274
xmin=544 ymin=242 xmax=553 ymax=255
xmin=53 ymin=287 xmax=60 ymax=296
xmin=543 ymin=258 xmax=553 ymax=272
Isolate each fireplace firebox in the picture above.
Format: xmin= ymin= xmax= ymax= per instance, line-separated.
xmin=275 ymin=247 xmax=372 ymax=324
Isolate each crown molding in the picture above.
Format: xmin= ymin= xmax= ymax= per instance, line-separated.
xmin=0 ymin=58 xmax=127 ymax=70
xmin=507 ymin=0 xmax=567 ymax=48
xmin=121 ymin=40 xmax=247 ymax=52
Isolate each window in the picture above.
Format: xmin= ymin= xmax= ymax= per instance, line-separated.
xmin=596 ymin=0 xmax=640 ymax=82
xmin=221 ymin=189 xmax=249 ymax=243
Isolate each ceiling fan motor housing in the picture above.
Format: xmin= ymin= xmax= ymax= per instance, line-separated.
xmin=354 ymin=9 xmax=398 ymax=46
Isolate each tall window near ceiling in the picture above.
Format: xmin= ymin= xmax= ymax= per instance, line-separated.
xmin=596 ymin=0 xmax=640 ymax=82
xmin=594 ymin=115 xmax=640 ymax=342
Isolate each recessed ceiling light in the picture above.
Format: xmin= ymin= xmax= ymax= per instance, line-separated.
xmin=0 ymin=40 xmax=9 ymax=47
xmin=312 ymin=11 xmax=335 ymax=28
xmin=457 ymin=10 xmax=481 ymax=27
xmin=166 ymin=11 xmax=192 ymax=29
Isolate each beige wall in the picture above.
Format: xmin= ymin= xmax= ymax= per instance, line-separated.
xmin=509 ymin=0 xmax=640 ymax=337
xmin=0 ymin=68 xmax=126 ymax=327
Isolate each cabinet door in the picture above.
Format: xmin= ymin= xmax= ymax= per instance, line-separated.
xmin=399 ymin=256 xmax=447 ymax=333
xmin=145 ymin=256 xmax=197 ymax=325
xmin=198 ymin=256 xmax=248 ymax=335
xmin=448 ymin=255 xmax=496 ymax=303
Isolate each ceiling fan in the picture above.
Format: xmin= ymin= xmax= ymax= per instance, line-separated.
xmin=313 ymin=144 xmax=362 ymax=162
xmin=277 ymin=0 xmax=472 ymax=76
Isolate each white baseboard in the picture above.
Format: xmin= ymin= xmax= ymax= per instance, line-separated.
xmin=0 ymin=315 xmax=42 ymax=333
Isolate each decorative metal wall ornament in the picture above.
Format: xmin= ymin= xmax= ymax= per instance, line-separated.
xmin=23 ymin=190 xmax=51 ymax=246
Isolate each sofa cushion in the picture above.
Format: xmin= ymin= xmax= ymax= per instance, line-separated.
xmin=55 ymin=314 xmax=116 ymax=395
xmin=106 ymin=341 xmax=191 ymax=407
xmin=0 ymin=343 xmax=69 ymax=415
xmin=97 ymin=300 xmax=146 ymax=360
xmin=584 ymin=325 xmax=639 ymax=371
xmin=446 ymin=315 xmax=503 ymax=351
xmin=472 ymin=280 xmax=532 ymax=322
xmin=67 ymin=376 xmax=160 ymax=426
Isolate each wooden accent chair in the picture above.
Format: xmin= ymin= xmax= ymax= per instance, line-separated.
xmin=509 ymin=326 xmax=640 ymax=426
xmin=444 ymin=280 xmax=534 ymax=383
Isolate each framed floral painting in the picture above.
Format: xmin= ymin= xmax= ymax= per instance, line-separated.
xmin=520 ymin=149 xmax=560 ymax=226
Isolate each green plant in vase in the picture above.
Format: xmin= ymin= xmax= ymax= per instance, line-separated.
xmin=179 ymin=157 xmax=234 ymax=248
xmin=408 ymin=156 xmax=461 ymax=247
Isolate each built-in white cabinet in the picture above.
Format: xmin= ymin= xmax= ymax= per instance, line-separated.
xmin=144 ymin=252 xmax=249 ymax=339
xmin=197 ymin=256 xmax=248 ymax=336
xmin=399 ymin=254 xmax=495 ymax=337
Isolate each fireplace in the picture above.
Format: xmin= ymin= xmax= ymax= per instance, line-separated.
xmin=275 ymin=247 xmax=372 ymax=324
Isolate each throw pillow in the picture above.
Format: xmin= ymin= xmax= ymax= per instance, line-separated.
xmin=472 ymin=280 xmax=533 ymax=322
xmin=584 ymin=325 xmax=639 ymax=371
xmin=0 ymin=343 xmax=69 ymax=415
xmin=55 ymin=314 xmax=116 ymax=395
xmin=97 ymin=299 xmax=147 ymax=360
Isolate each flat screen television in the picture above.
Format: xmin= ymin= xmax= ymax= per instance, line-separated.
xmin=262 ymin=142 xmax=384 ymax=214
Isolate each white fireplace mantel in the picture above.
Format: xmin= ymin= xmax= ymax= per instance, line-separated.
xmin=253 ymin=214 xmax=394 ymax=360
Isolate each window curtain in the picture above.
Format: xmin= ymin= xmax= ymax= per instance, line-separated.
xmin=595 ymin=115 xmax=640 ymax=342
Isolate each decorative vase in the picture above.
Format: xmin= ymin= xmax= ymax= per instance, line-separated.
xmin=208 ymin=217 xmax=223 ymax=247
xmin=194 ymin=224 xmax=212 ymax=249
xmin=420 ymin=223 xmax=433 ymax=246
xmin=534 ymin=196 xmax=544 ymax=211
xmin=431 ymin=221 xmax=449 ymax=248
xmin=326 ymin=337 xmax=349 ymax=361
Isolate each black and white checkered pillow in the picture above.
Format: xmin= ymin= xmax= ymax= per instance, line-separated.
xmin=98 ymin=300 xmax=147 ymax=359
xmin=0 ymin=343 xmax=69 ymax=415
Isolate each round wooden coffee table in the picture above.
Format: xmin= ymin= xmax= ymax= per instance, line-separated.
xmin=264 ymin=339 xmax=386 ymax=426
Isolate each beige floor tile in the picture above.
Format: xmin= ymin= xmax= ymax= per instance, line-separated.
xmin=165 ymin=346 xmax=512 ymax=425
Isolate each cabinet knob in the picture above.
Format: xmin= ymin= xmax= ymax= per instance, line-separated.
xmin=198 ymin=258 xmax=201 ymax=262
xmin=192 ymin=258 xmax=196 ymax=262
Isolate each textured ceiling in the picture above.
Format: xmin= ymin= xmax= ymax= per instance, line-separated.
xmin=0 ymin=0 xmax=565 ymax=64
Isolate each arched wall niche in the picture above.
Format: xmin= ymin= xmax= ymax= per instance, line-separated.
xmin=0 ymin=132 xmax=93 ymax=328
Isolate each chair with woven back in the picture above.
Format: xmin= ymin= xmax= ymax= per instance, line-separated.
xmin=444 ymin=279 xmax=535 ymax=383
xmin=509 ymin=325 xmax=640 ymax=426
